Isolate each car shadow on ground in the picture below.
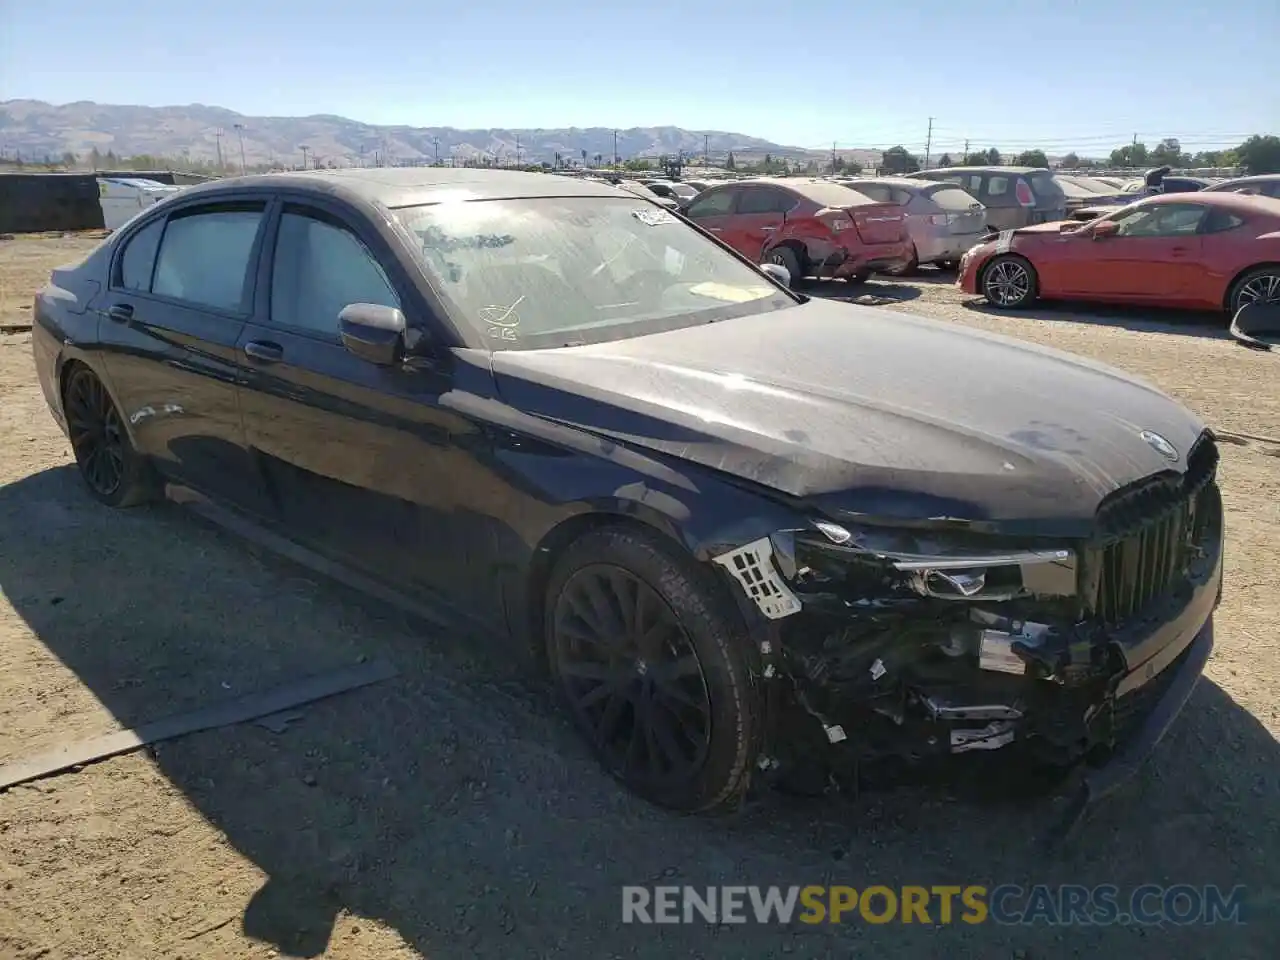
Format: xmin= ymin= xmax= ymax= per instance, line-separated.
xmin=959 ymin=298 xmax=1234 ymax=340
xmin=798 ymin=278 xmax=923 ymax=305
xmin=1 ymin=466 xmax=1277 ymax=958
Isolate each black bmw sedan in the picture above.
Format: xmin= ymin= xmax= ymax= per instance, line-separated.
xmin=33 ymin=167 xmax=1222 ymax=819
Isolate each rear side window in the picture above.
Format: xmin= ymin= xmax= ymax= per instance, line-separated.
xmin=152 ymin=204 xmax=265 ymax=312
xmin=984 ymin=176 xmax=1011 ymax=198
xmin=737 ymin=188 xmax=793 ymax=215
xmin=1202 ymin=209 xmax=1246 ymax=234
xmin=853 ymin=183 xmax=893 ymax=203
xmin=270 ymin=210 xmax=400 ymax=336
xmin=685 ymin=189 xmax=736 ymax=219
xmin=1027 ymin=172 xmax=1065 ymax=201
xmin=117 ymin=218 xmax=164 ymax=291
xmin=924 ymin=186 xmax=979 ymax=211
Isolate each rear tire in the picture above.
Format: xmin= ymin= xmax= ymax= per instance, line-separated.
xmin=885 ymin=246 xmax=919 ymax=277
xmin=765 ymin=245 xmax=803 ymax=283
xmin=544 ymin=525 xmax=761 ymax=813
xmin=980 ymin=254 xmax=1038 ymax=309
xmin=63 ymin=366 xmax=155 ymax=508
xmin=1227 ymin=265 xmax=1280 ymax=316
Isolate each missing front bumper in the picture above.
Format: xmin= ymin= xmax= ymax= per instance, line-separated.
xmin=1048 ymin=616 xmax=1213 ymax=846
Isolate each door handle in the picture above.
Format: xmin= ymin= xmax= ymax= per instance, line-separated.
xmin=707 ymin=227 xmax=722 ymax=233
xmin=761 ymin=226 xmax=777 ymax=233
xmin=107 ymin=303 xmax=134 ymax=324
xmin=242 ymin=340 xmax=283 ymax=363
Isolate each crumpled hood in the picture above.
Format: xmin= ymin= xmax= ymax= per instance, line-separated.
xmin=489 ymin=298 xmax=1206 ymax=529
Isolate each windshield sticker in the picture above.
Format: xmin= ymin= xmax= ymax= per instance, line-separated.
xmin=479 ymin=297 xmax=523 ymax=341
xmin=688 ymin=282 xmax=776 ymax=303
xmin=632 ymin=209 xmax=678 ymax=226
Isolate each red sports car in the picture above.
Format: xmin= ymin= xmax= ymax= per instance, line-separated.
xmin=957 ymin=193 xmax=1280 ymax=315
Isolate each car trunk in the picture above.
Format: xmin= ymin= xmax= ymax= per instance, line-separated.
xmin=847 ymin=202 xmax=906 ymax=245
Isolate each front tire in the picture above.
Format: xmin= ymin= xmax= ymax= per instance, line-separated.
xmin=63 ymin=366 xmax=154 ymax=508
xmin=545 ymin=525 xmax=761 ymax=813
xmin=981 ymin=254 xmax=1038 ymax=309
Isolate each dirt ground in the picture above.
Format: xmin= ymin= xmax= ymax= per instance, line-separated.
xmin=0 ymin=232 xmax=1277 ymax=959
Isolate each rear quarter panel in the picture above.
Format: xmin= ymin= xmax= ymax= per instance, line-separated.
xmin=31 ymin=247 xmax=115 ymax=434
xmin=1210 ymin=224 xmax=1280 ymax=308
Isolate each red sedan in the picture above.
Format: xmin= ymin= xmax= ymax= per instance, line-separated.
xmin=682 ymin=178 xmax=912 ymax=282
xmin=957 ymin=193 xmax=1280 ymax=315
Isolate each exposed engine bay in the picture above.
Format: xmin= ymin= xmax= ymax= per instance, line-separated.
xmin=713 ymin=434 xmax=1224 ymax=786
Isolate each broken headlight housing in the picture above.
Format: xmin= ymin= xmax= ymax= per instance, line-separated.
xmin=786 ymin=518 xmax=1078 ymax=606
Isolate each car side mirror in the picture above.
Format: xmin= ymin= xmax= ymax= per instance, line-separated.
xmin=760 ymin=262 xmax=792 ymax=287
xmin=1092 ymin=220 xmax=1118 ymax=239
xmin=338 ymin=302 xmax=407 ymax=365
xmin=1229 ymin=301 xmax=1280 ymax=351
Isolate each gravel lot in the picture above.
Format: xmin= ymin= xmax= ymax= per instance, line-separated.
xmin=1 ymin=233 xmax=1277 ymax=959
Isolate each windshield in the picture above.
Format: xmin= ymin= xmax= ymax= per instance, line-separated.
xmin=393 ymin=197 xmax=792 ymax=350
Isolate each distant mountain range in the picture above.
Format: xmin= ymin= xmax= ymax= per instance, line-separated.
xmin=0 ymin=100 xmax=870 ymax=169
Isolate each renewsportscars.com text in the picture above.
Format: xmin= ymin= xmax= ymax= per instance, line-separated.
xmin=621 ymin=884 xmax=1247 ymax=926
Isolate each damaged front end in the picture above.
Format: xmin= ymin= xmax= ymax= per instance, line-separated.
xmin=713 ymin=435 xmax=1224 ymax=803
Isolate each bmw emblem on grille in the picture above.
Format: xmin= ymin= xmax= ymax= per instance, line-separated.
xmin=1140 ymin=430 xmax=1179 ymax=462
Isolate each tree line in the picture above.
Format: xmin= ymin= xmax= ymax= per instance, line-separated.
xmin=875 ymin=135 xmax=1279 ymax=175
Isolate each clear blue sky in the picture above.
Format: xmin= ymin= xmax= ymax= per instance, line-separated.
xmin=2 ymin=0 xmax=1276 ymax=154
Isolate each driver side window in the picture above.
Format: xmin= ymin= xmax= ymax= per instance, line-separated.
xmin=1110 ymin=204 xmax=1204 ymax=238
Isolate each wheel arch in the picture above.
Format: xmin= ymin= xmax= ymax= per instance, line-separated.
xmin=763 ymin=238 xmax=808 ymax=270
xmin=57 ymin=355 xmax=142 ymax=448
xmin=517 ymin=474 xmax=798 ymax=669
xmin=1223 ymin=261 xmax=1280 ymax=312
xmin=520 ymin=506 xmax=694 ymax=669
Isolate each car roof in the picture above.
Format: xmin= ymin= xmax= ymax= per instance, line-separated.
xmin=175 ymin=166 xmax=625 ymax=209
xmin=918 ymin=166 xmax=1046 ymax=175
xmin=852 ymin=177 xmax=936 ymax=190
xmin=1204 ymin=174 xmax=1280 ymax=190
xmin=1137 ymin=191 xmax=1280 ymax=213
xmin=725 ymin=176 xmax=873 ymax=207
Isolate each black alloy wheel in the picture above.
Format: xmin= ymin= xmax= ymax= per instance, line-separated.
xmin=552 ymin=563 xmax=713 ymax=787
xmin=63 ymin=366 xmax=152 ymax=507
xmin=66 ymin=367 xmax=126 ymax=498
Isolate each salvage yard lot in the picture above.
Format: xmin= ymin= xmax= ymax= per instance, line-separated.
xmin=0 ymin=232 xmax=1277 ymax=959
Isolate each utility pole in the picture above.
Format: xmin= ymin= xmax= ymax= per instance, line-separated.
xmin=515 ymin=134 xmax=521 ymax=167
xmin=432 ymin=136 xmax=440 ymax=165
xmin=963 ymin=138 xmax=970 ymax=160
xmin=704 ymin=134 xmax=710 ymax=165
xmin=214 ymin=129 xmax=224 ymax=171
xmin=613 ymin=130 xmax=618 ymax=167
xmin=299 ymin=145 xmax=310 ymax=170
xmin=233 ymin=123 xmax=247 ymax=175
xmin=924 ymin=117 xmax=934 ymax=169
xmin=832 ymin=141 xmax=838 ymax=173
